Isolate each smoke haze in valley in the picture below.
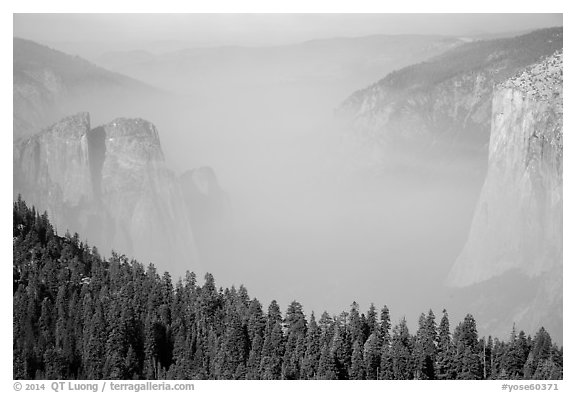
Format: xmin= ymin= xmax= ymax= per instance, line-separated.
xmin=12 ymin=14 xmax=563 ymax=338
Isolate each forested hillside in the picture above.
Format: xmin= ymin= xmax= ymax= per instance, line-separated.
xmin=13 ymin=197 xmax=563 ymax=380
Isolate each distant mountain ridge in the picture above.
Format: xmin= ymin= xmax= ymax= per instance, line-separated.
xmin=93 ymin=34 xmax=465 ymax=97
xmin=337 ymin=27 xmax=563 ymax=167
xmin=14 ymin=38 xmax=151 ymax=90
xmin=13 ymin=38 xmax=159 ymax=139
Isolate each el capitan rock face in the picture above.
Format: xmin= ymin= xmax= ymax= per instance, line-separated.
xmin=448 ymin=52 xmax=563 ymax=287
xmin=333 ymin=30 xmax=563 ymax=340
xmin=447 ymin=52 xmax=562 ymax=340
xmin=337 ymin=28 xmax=563 ymax=168
xmin=14 ymin=113 xmax=199 ymax=274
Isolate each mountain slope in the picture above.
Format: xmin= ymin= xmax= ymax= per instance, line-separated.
xmin=94 ymin=34 xmax=464 ymax=97
xmin=13 ymin=38 xmax=158 ymax=139
xmin=337 ymin=27 xmax=563 ymax=168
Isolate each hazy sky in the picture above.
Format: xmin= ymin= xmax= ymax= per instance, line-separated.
xmin=14 ymin=13 xmax=562 ymax=48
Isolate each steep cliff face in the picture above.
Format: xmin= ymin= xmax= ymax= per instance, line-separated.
xmin=13 ymin=113 xmax=199 ymax=274
xmin=446 ymin=52 xmax=562 ymax=339
xmin=13 ymin=113 xmax=92 ymax=229
xmin=337 ymin=28 xmax=562 ymax=168
xmin=448 ymin=52 xmax=562 ymax=285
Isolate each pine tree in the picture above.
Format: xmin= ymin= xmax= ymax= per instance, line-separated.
xmin=246 ymin=333 xmax=263 ymax=380
xmin=504 ymin=327 xmax=530 ymax=378
xmin=247 ymin=299 xmax=266 ymax=343
xmin=330 ymin=321 xmax=349 ymax=379
xmin=390 ymin=317 xmax=413 ymax=379
xmin=282 ymin=301 xmax=307 ymax=379
xmin=104 ymin=300 xmax=128 ymax=379
xmin=453 ymin=314 xmax=482 ymax=380
xmin=491 ymin=338 xmax=508 ymax=379
xmin=302 ymin=312 xmax=321 ymax=379
xmin=533 ymin=358 xmax=562 ymax=380
xmin=348 ymin=302 xmax=365 ymax=345
xmin=317 ymin=343 xmax=337 ymax=380
xmin=125 ymin=346 xmax=140 ymax=379
xmin=482 ymin=336 xmax=493 ymax=379
xmin=380 ymin=305 xmax=391 ymax=346
xmin=379 ymin=306 xmax=394 ymax=380
xmin=84 ymin=302 xmax=106 ymax=379
xmin=363 ymin=331 xmax=381 ymax=379
xmin=38 ymin=297 xmax=55 ymax=355
xmin=414 ymin=312 xmax=436 ymax=379
xmin=379 ymin=342 xmax=394 ymax=379
xmin=524 ymin=327 xmax=552 ymax=378
xmin=366 ymin=303 xmax=378 ymax=336
xmin=350 ymin=340 xmax=365 ymax=379
xmin=259 ymin=301 xmax=284 ymax=379
xmin=246 ymin=299 xmax=266 ymax=379
xmin=318 ymin=311 xmax=334 ymax=347
xmin=214 ymin=310 xmax=248 ymax=379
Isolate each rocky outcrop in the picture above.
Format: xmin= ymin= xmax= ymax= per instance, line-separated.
xmin=337 ymin=28 xmax=563 ymax=168
xmin=14 ymin=113 xmax=200 ymax=274
xmin=448 ymin=52 xmax=562 ymax=286
xmin=446 ymin=52 xmax=562 ymax=339
xmin=14 ymin=113 xmax=92 ymax=230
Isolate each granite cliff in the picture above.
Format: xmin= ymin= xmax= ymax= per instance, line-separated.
xmin=447 ymin=52 xmax=563 ymax=340
xmin=337 ymin=28 xmax=562 ymax=169
xmin=335 ymin=28 xmax=563 ymax=340
xmin=448 ymin=52 xmax=563 ymax=286
xmin=14 ymin=113 xmax=200 ymax=274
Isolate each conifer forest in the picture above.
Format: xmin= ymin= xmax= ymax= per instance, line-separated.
xmin=13 ymin=198 xmax=563 ymax=380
